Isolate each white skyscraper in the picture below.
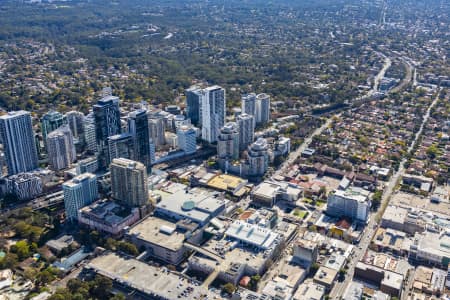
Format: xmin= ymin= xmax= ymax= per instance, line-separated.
xmin=83 ymin=113 xmax=97 ymax=153
xmin=241 ymin=93 xmax=257 ymax=116
xmin=256 ymin=93 xmax=271 ymax=125
xmin=217 ymin=122 xmax=239 ymax=160
xmin=46 ymin=125 xmax=76 ymax=171
xmin=63 ymin=173 xmax=98 ymax=221
xmin=177 ymin=125 xmax=197 ymax=155
xmin=0 ymin=111 xmax=38 ymax=175
xmin=148 ymin=113 xmax=166 ymax=147
xmin=247 ymin=138 xmax=269 ymax=177
xmin=201 ymin=86 xmax=226 ymax=143
xmin=237 ymin=113 xmax=255 ymax=151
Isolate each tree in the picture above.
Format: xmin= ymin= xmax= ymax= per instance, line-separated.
xmin=67 ymin=278 xmax=89 ymax=294
xmin=0 ymin=252 xmax=18 ymax=269
xmin=426 ymin=144 xmax=439 ymax=159
xmin=249 ymin=274 xmax=261 ymax=290
xmin=36 ymin=270 xmax=55 ymax=287
xmin=110 ymin=294 xmax=126 ymax=300
xmin=222 ymin=283 xmax=236 ymax=295
xmin=310 ymin=263 xmax=320 ymax=276
xmin=10 ymin=240 xmax=30 ymax=260
xmin=117 ymin=241 xmax=139 ymax=256
xmin=89 ymin=275 xmax=112 ymax=299
xmin=372 ymin=190 xmax=383 ymax=209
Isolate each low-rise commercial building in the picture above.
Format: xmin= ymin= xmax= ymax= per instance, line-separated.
xmin=251 ymin=180 xmax=302 ymax=207
xmin=78 ymin=200 xmax=140 ymax=236
xmin=293 ymin=239 xmax=319 ymax=268
xmin=410 ymin=231 xmax=450 ymax=267
xmin=125 ymin=216 xmax=188 ymax=265
xmin=313 ymin=266 xmax=338 ymax=291
xmin=86 ymin=252 xmax=210 ymax=300
xmin=413 ymin=266 xmax=446 ymax=295
xmin=354 ymin=262 xmax=403 ymax=297
xmin=293 ymin=279 xmax=326 ymax=300
xmin=155 ymin=184 xmax=225 ymax=226
xmin=225 ymin=220 xmax=281 ymax=251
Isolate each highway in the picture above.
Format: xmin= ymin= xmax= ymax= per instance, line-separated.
xmin=372 ymin=53 xmax=392 ymax=93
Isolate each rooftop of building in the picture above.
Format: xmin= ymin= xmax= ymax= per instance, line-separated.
xmin=0 ymin=110 xmax=30 ymax=119
xmin=324 ymin=253 xmax=346 ymax=271
xmin=108 ymin=133 xmax=133 ymax=141
xmin=355 ymin=262 xmax=403 ymax=290
xmin=413 ymin=230 xmax=450 ymax=258
xmin=220 ymin=122 xmax=239 ymax=134
xmin=381 ymin=205 xmax=408 ymax=223
xmin=155 ymin=183 xmax=225 ymax=224
xmin=262 ymin=279 xmax=293 ymax=299
xmin=332 ymin=186 xmax=370 ymax=203
xmin=374 ymin=227 xmax=406 ymax=251
xmin=79 ymin=200 xmax=138 ymax=226
xmin=254 ymin=180 xmax=302 ymax=198
xmin=381 ymin=269 xmax=403 ymax=290
xmin=95 ymin=95 xmax=119 ymax=105
xmin=45 ymin=235 xmax=74 ymax=252
xmin=343 ymin=281 xmax=363 ymax=300
xmin=63 ymin=172 xmax=96 ymax=188
xmin=249 ymin=138 xmax=268 ymax=151
xmin=275 ymin=262 xmax=306 ymax=288
xmin=293 ymin=279 xmax=325 ymax=300
xmin=206 ymin=174 xmax=248 ymax=195
xmin=201 ymin=238 xmax=269 ymax=273
xmin=296 ymin=238 xmax=318 ymax=251
xmin=225 ymin=220 xmax=280 ymax=250
xmin=7 ymin=172 xmax=41 ymax=182
xmin=111 ymin=158 xmax=145 ymax=170
xmin=126 ymin=216 xmax=185 ymax=251
xmin=313 ymin=266 xmax=338 ymax=286
xmin=86 ymin=252 xmax=209 ymax=299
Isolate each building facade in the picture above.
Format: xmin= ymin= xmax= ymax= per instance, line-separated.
xmin=148 ymin=113 xmax=166 ymax=147
xmin=326 ymin=187 xmax=371 ymax=223
xmin=46 ymin=125 xmax=76 ymax=171
xmin=6 ymin=172 xmax=43 ymax=201
xmin=247 ymin=138 xmax=269 ymax=177
xmin=201 ymin=86 xmax=226 ymax=143
xmin=241 ymin=93 xmax=257 ymax=116
xmin=186 ymin=86 xmax=203 ymax=126
xmin=237 ymin=113 xmax=255 ymax=151
xmin=63 ymin=173 xmax=98 ymax=221
xmin=41 ymin=110 xmax=67 ymax=142
xmin=217 ymin=122 xmax=240 ymax=160
xmin=110 ymin=158 xmax=148 ymax=207
xmin=128 ymin=109 xmax=151 ymax=167
xmin=177 ymin=125 xmax=197 ymax=155
xmin=0 ymin=111 xmax=39 ymax=175
xmin=108 ymin=133 xmax=134 ymax=162
xmin=83 ymin=113 xmax=97 ymax=153
xmin=256 ymin=93 xmax=271 ymax=125
xmin=65 ymin=111 xmax=85 ymax=144
xmin=93 ymin=95 xmax=121 ymax=169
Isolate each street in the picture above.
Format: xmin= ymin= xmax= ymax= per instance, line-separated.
xmin=329 ymin=89 xmax=441 ymax=299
